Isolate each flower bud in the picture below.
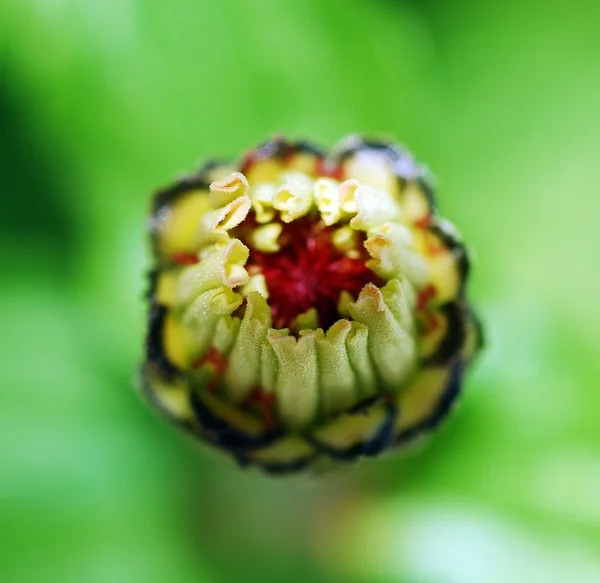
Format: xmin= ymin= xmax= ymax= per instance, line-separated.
xmin=143 ymin=136 xmax=482 ymax=473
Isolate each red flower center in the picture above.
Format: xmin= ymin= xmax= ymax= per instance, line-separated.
xmin=239 ymin=216 xmax=380 ymax=330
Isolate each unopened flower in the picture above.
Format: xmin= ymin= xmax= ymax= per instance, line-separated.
xmin=142 ymin=136 xmax=482 ymax=473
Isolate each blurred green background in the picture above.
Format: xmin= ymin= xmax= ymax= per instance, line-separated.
xmin=2 ymin=0 xmax=600 ymax=582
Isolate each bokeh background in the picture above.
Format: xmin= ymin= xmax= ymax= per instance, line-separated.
xmin=2 ymin=1 xmax=600 ymax=582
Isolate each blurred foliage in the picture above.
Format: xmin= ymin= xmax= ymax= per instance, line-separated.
xmin=1 ymin=0 xmax=600 ymax=582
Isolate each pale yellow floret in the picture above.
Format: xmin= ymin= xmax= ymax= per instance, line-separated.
xmin=250 ymin=222 xmax=282 ymax=252
xmin=269 ymin=330 xmax=319 ymax=430
xmin=337 ymin=290 xmax=354 ymax=318
xmin=293 ymin=307 xmax=319 ymax=331
xmin=345 ymin=321 xmax=378 ymax=399
xmin=315 ymin=320 xmax=358 ymax=416
xmin=380 ymin=278 xmax=416 ymax=334
xmin=182 ymin=286 xmax=243 ymax=361
xmin=223 ymin=292 xmax=273 ymax=403
xmin=196 ymin=195 xmax=252 ymax=247
xmin=209 ymin=172 xmax=249 ymax=207
xmin=272 ymin=171 xmax=314 ymax=222
xmin=212 ymin=316 xmax=242 ymax=356
xmin=176 ymin=239 xmax=249 ymax=307
xmin=364 ymin=223 xmax=430 ymax=287
xmin=222 ymin=238 xmax=251 ymax=287
xmin=260 ymin=340 xmax=279 ymax=395
xmin=350 ymin=183 xmax=403 ymax=231
xmin=250 ymin=183 xmax=278 ymax=223
xmin=314 ymin=177 xmax=341 ymax=225
xmin=348 ymin=283 xmax=416 ymax=390
xmin=331 ymin=225 xmax=359 ymax=253
xmin=184 ymin=285 xmax=243 ymax=323
xmin=241 ymin=272 xmax=270 ymax=300
xmin=339 ymin=179 xmax=359 ymax=214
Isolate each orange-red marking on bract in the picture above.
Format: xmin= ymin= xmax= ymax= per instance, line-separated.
xmin=172 ymin=252 xmax=199 ymax=265
xmin=194 ymin=347 xmax=228 ymax=391
xmin=248 ymin=389 xmax=277 ymax=429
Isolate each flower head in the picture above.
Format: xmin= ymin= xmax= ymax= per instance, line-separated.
xmin=143 ymin=136 xmax=482 ymax=473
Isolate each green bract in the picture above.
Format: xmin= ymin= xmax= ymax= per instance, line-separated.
xmin=142 ymin=136 xmax=482 ymax=473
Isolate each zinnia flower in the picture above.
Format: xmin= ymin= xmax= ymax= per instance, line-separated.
xmin=142 ymin=136 xmax=482 ymax=473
